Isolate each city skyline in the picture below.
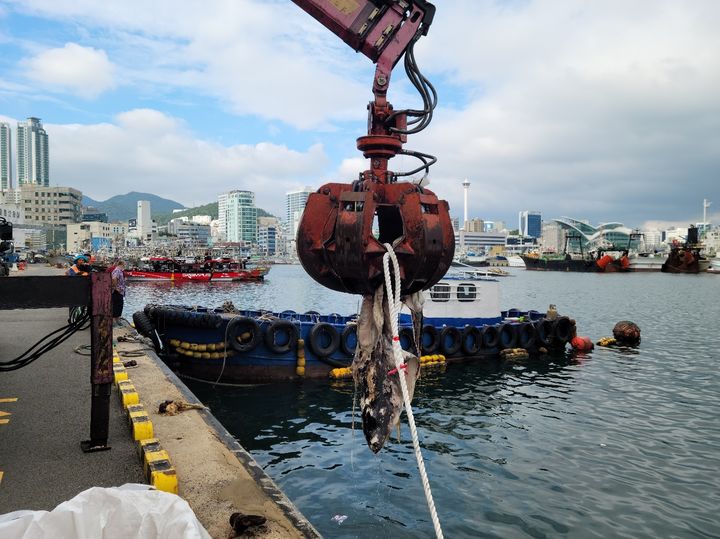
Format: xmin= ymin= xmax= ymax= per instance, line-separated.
xmin=0 ymin=1 xmax=718 ymax=229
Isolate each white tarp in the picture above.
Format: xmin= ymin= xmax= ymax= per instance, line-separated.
xmin=0 ymin=484 xmax=211 ymax=539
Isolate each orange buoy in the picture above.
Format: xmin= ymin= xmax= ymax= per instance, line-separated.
xmin=596 ymin=254 xmax=614 ymax=270
xmin=571 ymin=336 xmax=594 ymax=351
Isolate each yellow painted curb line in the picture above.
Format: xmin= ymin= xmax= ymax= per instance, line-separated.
xmin=139 ymin=439 xmax=178 ymax=494
xmin=114 ymin=345 xmax=178 ymax=495
xmin=127 ymin=404 xmax=154 ymax=441
xmin=117 ymin=380 xmax=139 ymax=408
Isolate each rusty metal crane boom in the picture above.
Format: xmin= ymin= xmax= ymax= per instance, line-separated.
xmin=292 ymin=0 xmax=454 ymax=296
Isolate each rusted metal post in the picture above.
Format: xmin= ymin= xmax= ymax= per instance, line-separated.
xmin=81 ymin=272 xmax=113 ymax=452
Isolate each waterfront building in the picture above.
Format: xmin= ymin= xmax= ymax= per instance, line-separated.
xmin=167 ymin=218 xmax=211 ymax=245
xmin=219 ymin=190 xmax=257 ymax=244
xmin=453 ymin=230 xmax=506 ymax=253
xmin=67 ymin=221 xmax=113 ymax=252
xmin=190 ymin=215 xmax=212 ymax=226
xmin=285 ymin=187 xmax=315 ymax=243
xmin=82 ymin=206 xmax=108 ymax=223
xmin=257 ymin=216 xmax=278 ymax=256
xmin=519 ymin=211 xmax=542 ymax=238
xmin=540 ymin=222 xmax=564 ymax=253
xmin=136 ymin=200 xmax=153 ymax=243
xmin=1 ymin=122 xmax=12 ymax=190
xmin=640 ymin=228 xmax=663 ymax=251
xmin=466 ymin=218 xmax=485 ymax=233
xmin=17 ymin=117 xmax=49 ymax=186
xmin=20 ymin=184 xmax=81 ymax=225
xmin=552 ymin=217 xmax=641 ymax=252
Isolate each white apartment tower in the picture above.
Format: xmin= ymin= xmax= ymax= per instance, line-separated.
xmin=0 ymin=122 xmax=12 ymax=190
xmin=286 ymin=187 xmax=313 ymax=240
xmin=17 ymin=117 xmax=49 ymax=186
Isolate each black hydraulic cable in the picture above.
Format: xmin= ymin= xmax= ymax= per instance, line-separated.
xmin=394 ymin=149 xmax=437 ymax=178
xmin=385 ymin=34 xmax=438 ymax=136
xmin=0 ymin=313 xmax=90 ymax=372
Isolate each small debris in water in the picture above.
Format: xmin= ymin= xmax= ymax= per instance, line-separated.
xmin=331 ymin=514 xmax=348 ymax=524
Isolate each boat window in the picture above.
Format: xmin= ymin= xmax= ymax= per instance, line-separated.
xmin=430 ymin=283 xmax=450 ymax=302
xmin=457 ymin=283 xmax=477 ymax=302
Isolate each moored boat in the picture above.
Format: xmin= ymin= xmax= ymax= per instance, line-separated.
xmin=660 ymin=226 xmax=708 ymax=274
xmin=626 ymin=253 xmax=665 ymax=272
xmin=521 ymin=251 xmax=630 ymax=273
xmin=132 ymin=271 xmax=577 ymax=384
xmin=125 ymin=256 xmax=269 ymax=282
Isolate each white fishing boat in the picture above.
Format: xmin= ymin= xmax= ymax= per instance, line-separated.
xmin=627 ymin=253 xmax=666 ymax=272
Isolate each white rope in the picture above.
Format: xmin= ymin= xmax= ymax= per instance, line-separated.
xmin=382 ymin=243 xmax=444 ymax=539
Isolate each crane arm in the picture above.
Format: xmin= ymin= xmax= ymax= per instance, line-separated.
xmin=291 ymin=0 xmax=435 ymax=97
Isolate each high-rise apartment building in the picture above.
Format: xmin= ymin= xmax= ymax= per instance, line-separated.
xmin=286 ymin=187 xmax=313 ymax=240
xmin=1 ymin=122 xmax=12 ymax=190
xmin=519 ymin=210 xmax=542 ymax=238
xmin=219 ymin=190 xmax=257 ymax=243
xmin=17 ymin=117 xmax=49 ymax=186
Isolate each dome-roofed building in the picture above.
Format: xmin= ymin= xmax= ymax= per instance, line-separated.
xmin=553 ymin=217 xmax=642 ymax=253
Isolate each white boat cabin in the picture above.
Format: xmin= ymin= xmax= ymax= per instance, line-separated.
xmin=401 ymin=272 xmax=502 ymax=327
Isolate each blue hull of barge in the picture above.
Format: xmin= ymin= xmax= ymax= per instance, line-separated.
xmin=136 ymin=305 xmax=573 ymax=384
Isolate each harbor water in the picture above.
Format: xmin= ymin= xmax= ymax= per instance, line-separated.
xmin=125 ymin=266 xmax=720 ymax=538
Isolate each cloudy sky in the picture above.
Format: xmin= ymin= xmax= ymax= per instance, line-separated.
xmin=1 ymin=0 xmax=718 ymax=229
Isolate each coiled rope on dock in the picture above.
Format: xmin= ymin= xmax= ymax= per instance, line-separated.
xmin=382 ymin=243 xmax=444 ymax=539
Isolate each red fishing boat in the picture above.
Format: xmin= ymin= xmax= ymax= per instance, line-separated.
xmin=125 ymin=256 xmax=269 ymax=282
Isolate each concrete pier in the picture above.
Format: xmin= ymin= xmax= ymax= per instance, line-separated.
xmin=0 ymin=264 xmax=319 ymax=538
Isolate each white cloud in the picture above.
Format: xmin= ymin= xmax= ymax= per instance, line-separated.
xmin=8 ymin=1 xmax=370 ymax=129
xmin=24 ymin=42 xmax=115 ymax=98
xmin=42 ymin=109 xmax=328 ymax=216
xmin=3 ymin=0 xmax=719 ymax=225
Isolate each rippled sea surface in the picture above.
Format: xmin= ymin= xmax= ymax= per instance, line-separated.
xmin=125 ymin=266 xmax=720 ymax=538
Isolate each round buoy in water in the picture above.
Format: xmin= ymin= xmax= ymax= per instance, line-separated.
xmin=571 ymin=336 xmax=594 ymax=351
xmin=613 ymin=321 xmax=641 ymax=346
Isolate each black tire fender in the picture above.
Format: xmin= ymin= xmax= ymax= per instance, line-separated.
xmin=553 ymin=316 xmax=574 ymax=344
xmin=308 ymin=322 xmax=340 ymax=357
xmin=517 ymin=322 xmax=537 ymax=348
xmin=132 ymin=311 xmax=162 ymax=352
xmin=498 ymin=323 xmax=519 ymax=350
xmin=339 ymin=324 xmax=358 ymax=356
xmin=461 ymin=326 xmax=482 ymax=356
xmin=133 ymin=311 xmax=154 ymax=337
xmin=226 ymin=316 xmax=262 ymax=353
xmin=440 ymin=326 xmax=462 ymax=357
xmin=534 ymin=319 xmax=554 ymax=346
xmin=481 ymin=325 xmax=500 ymax=349
xmin=264 ymin=320 xmax=299 ymax=354
xmin=398 ymin=327 xmax=416 ymax=354
xmin=421 ymin=325 xmax=440 ymax=354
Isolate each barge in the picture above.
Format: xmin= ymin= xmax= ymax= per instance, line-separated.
xmin=132 ymin=272 xmax=576 ymax=384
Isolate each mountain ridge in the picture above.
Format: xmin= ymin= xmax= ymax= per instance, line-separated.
xmin=83 ymin=192 xmax=185 ymax=221
xmin=83 ymin=192 xmax=276 ymax=222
